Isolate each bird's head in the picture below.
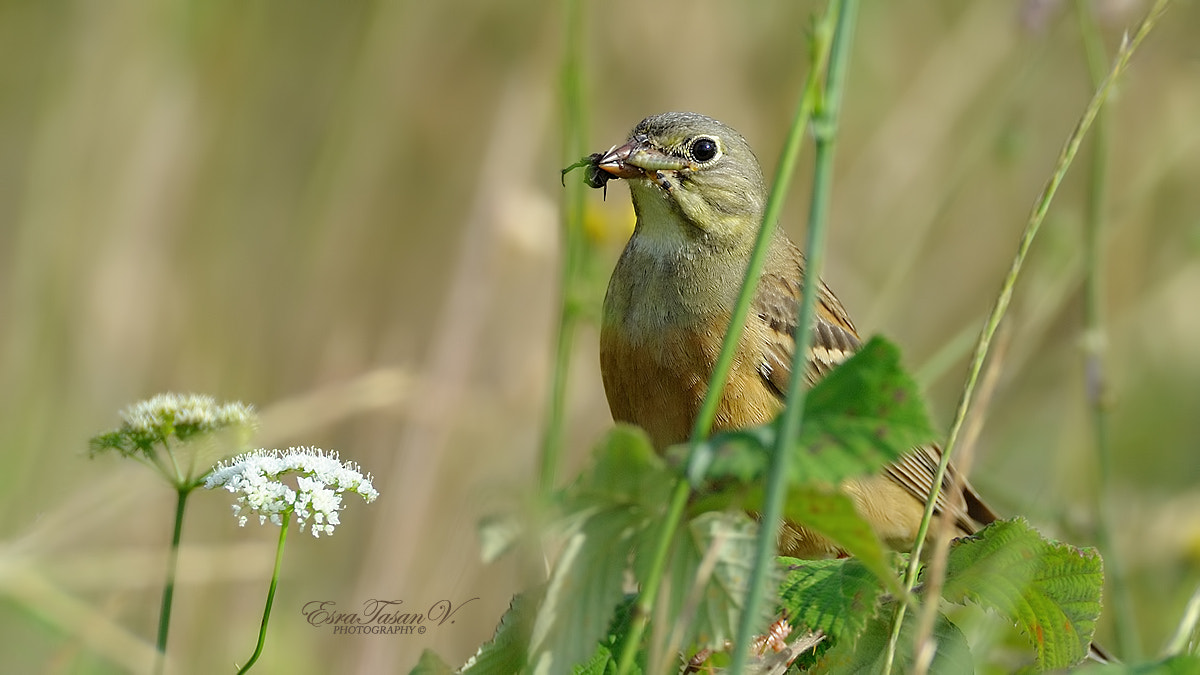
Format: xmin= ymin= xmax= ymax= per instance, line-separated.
xmin=598 ymin=112 xmax=767 ymax=250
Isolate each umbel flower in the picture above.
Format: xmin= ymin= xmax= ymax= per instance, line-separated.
xmin=206 ymin=447 xmax=378 ymax=537
xmin=88 ymin=393 xmax=259 ymax=671
xmin=90 ymin=392 xmax=257 ymax=488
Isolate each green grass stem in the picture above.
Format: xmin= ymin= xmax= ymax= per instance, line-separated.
xmin=1163 ymin=583 xmax=1200 ymax=656
xmin=688 ymin=7 xmax=835 ymax=445
xmin=542 ymin=0 xmax=588 ymax=496
xmin=728 ymin=1 xmax=858 ymax=672
xmin=617 ymin=4 xmax=843 ymax=672
xmin=882 ymin=1 xmax=1171 ymax=670
xmin=1077 ymin=0 xmax=1140 ymax=658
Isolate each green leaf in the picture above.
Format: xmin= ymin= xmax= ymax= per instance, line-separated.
xmin=636 ymin=511 xmax=764 ymax=655
xmin=521 ymin=425 xmax=673 ymax=672
xmin=460 ymin=589 xmax=539 ymax=674
xmin=409 ymin=649 xmax=455 ymax=675
xmin=792 ymin=336 xmax=937 ymax=484
xmin=776 ymin=557 xmax=884 ymax=643
xmin=820 ymin=602 xmax=973 ymax=675
xmin=941 ymin=517 xmax=1104 ymax=670
xmin=572 ymin=597 xmax=639 ymax=675
xmin=572 ymin=646 xmax=616 ymax=675
xmin=530 ymin=506 xmax=644 ymax=673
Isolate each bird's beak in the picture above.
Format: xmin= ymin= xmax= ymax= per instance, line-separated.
xmin=598 ymin=137 xmax=687 ymax=179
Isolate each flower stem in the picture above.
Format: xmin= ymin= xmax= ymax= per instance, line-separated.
xmin=541 ymin=0 xmax=588 ymax=496
xmin=688 ymin=7 xmax=835 ymax=446
xmin=154 ymin=485 xmax=192 ymax=675
xmin=238 ymin=516 xmax=290 ymax=674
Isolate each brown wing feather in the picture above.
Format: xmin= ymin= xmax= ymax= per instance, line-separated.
xmin=752 ymin=239 xmax=995 ymax=536
xmin=755 ymin=244 xmax=860 ymax=397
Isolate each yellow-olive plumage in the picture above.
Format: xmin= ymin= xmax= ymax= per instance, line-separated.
xmin=595 ymin=112 xmax=997 ymax=557
xmin=591 ymin=110 xmax=1110 ymax=663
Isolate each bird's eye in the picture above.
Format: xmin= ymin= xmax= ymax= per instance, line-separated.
xmin=688 ymin=136 xmax=719 ymax=163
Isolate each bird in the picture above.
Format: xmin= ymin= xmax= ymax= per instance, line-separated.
xmin=592 ymin=111 xmax=999 ymax=558
xmin=588 ymin=110 xmax=1112 ymax=664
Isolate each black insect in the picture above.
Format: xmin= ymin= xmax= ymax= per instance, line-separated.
xmin=561 ymin=152 xmax=613 ymax=198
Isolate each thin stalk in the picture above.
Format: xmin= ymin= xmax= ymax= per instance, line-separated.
xmin=689 ymin=9 xmax=836 ymax=444
xmin=154 ymin=486 xmax=193 ymax=675
xmin=616 ymin=7 xmax=841 ymax=673
xmin=882 ymin=2 xmax=1170 ymax=671
xmin=164 ymin=438 xmax=185 ymax=486
xmin=1163 ymin=582 xmax=1200 ymax=657
xmin=541 ymin=0 xmax=587 ymax=495
xmin=911 ymin=326 xmax=1012 ymax=675
xmin=1077 ymin=0 xmax=1139 ymax=658
xmin=237 ymin=516 xmax=289 ymax=674
xmin=728 ymin=1 xmax=858 ymax=673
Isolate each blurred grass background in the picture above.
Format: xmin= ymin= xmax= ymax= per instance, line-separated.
xmin=1 ymin=0 xmax=1198 ymax=672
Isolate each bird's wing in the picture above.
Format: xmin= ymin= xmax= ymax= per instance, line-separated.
xmin=755 ymin=248 xmax=860 ymax=396
xmin=883 ymin=445 xmax=991 ymax=533
xmin=752 ymin=242 xmax=989 ymax=534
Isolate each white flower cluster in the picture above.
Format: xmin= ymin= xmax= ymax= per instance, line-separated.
xmin=120 ymin=392 xmax=256 ymax=438
xmin=205 ymin=447 xmax=378 ymax=537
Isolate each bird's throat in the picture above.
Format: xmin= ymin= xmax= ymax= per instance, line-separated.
xmin=603 ymin=223 xmax=749 ymax=345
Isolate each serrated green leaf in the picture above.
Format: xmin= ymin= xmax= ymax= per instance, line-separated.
xmin=777 ymin=557 xmax=884 ymax=642
xmin=820 ymin=602 xmax=973 ymax=675
xmin=460 ymin=589 xmax=539 ymax=674
xmin=530 ymin=506 xmax=644 ymax=673
xmin=941 ymin=518 xmax=1104 ymax=670
xmin=636 ymin=511 xmax=765 ymax=655
xmin=572 ymin=597 xmax=639 ymax=675
xmin=572 ymin=647 xmax=616 ymax=675
xmin=1073 ymin=654 xmax=1200 ymax=674
xmin=409 ymin=649 xmax=455 ymax=675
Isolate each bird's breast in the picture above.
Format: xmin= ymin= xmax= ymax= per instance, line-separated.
xmin=600 ymin=246 xmax=782 ymax=450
